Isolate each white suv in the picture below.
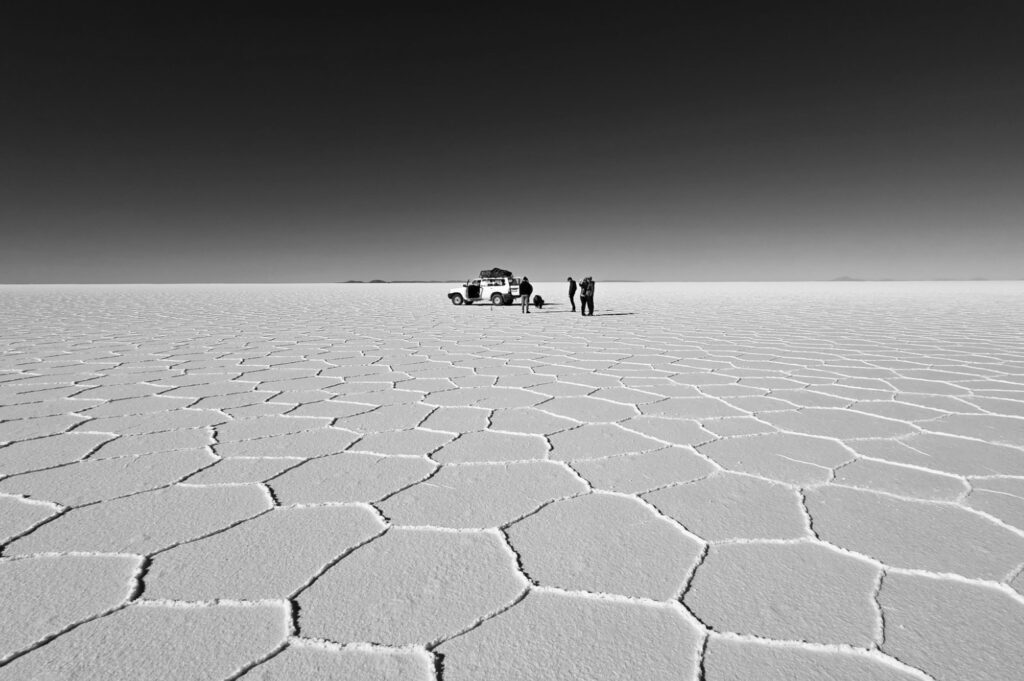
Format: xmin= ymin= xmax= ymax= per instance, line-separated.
xmin=448 ymin=276 xmax=521 ymax=305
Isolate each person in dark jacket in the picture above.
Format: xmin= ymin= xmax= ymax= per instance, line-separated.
xmin=580 ymin=276 xmax=595 ymax=316
xmin=519 ymin=277 xmax=534 ymax=313
xmin=567 ymin=276 xmax=577 ymax=312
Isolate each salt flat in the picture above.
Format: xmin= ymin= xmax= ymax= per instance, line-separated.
xmin=1 ymin=282 xmax=1023 ymax=680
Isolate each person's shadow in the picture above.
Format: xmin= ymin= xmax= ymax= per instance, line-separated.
xmin=532 ymin=304 xmax=636 ymax=316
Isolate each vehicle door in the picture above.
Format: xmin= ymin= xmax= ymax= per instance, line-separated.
xmin=466 ymin=279 xmax=481 ymax=299
xmin=508 ymin=278 xmax=520 ymax=296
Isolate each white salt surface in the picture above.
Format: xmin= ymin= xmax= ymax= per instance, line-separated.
xmin=1 ymin=281 xmax=1023 ymax=679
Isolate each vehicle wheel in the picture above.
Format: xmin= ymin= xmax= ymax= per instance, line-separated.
xmin=465 ymin=300 xmax=474 ymax=305
xmin=451 ymin=293 xmax=464 ymax=305
xmin=491 ymin=293 xmax=504 ymax=306
xmin=503 ymin=293 xmax=514 ymax=305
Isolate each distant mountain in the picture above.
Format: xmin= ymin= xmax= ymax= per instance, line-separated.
xmin=831 ymin=276 xmax=864 ymax=281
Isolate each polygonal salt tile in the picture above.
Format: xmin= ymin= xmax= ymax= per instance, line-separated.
xmin=488 ymin=408 xmax=578 ymax=435
xmin=398 ymin=377 xmax=458 ymax=393
xmin=962 ymin=396 xmax=1024 ymax=417
xmin=183 ymin=458 xmax=299 ymax=484
xmin=887 ymin=377 xmax=968 ymax=395
xmin=431 ymin=430 xmax=547 ymax=463
xmin=0 ymin=448 xmax=216 ymax=505
xmin=299 ymin=528 xmax=525 ymax=645
xmin=0 ymin=495 xmax=57 ymax=543
xmin=419 ymin=406 xmax=491 ymax=433
xmin=833 ymin=459 xmax=967 ymax=501
xmin=333 ymin=404 xmax=435 ymax=432
xmin=925 ymin=414 xmax=1024 ymax=447
xmin=80 ymin=395 xmax=192 ymax=418
xmin=537 ymin=396 xmax=637 ymax=423
xmin=588 ymin=387 xmax=664 ymax=405
xmin=283 ymin=400 xmax=377 ymax=419
xmin=970 ymin=476 xmax=1024 ymax=497
xmin=571 ymin=447 xmax=716 ymax=494
xmin=224 ymin=403 xmax=293 ymax=418
xmin=258 ymin=376 xmax=342 ymax=392
xmin=965 ymin=489 xmax=1024 ymax=531
xmin=508 ymin=493 xmax=702 ymax=599
xmin=186 ymin=393 xmax=273 ymax=412
xmin=69 ymin=383 xmax=161 ymax=400
xmin=644 ymin=473 xmax=807 ymax=541
xmin=238 ymin=367 xmax=316 ymax=381
xmin=897 ymin=393 xmax=983 ymax=413
xmin=419 ymin=369 xmax=482 ymax=383
xmin=758 ymin=408 xmax=916 ymax=439
xmin=685 ymin=542 xmax=879 ymax=645
xmin=0 ymin=397 xmax=101 ymax=420
xmin=718 ymin=395 xmax=799 ymax=413
xmin=701 ymin=417 xmax=778 ymax=438
xmin=89 ymin=427 xmax=214 ymax=459
xmin=328 ymin=389 xmax=423 ymax=406
xmin=0 ymin=603 xmax=288 ymax=681
xmin=879 ymin=573 xmax=1024 ymax=681
xmin=850 ymin=400 xmax=947 ymax=422
xmin=495 ymin=374 xmax=556 ymax=389
xmin=216 ymin=428 xmax=358 ymax=458
xmin=425 ymin=386 xmax=545 ymax=408
xmin=355 ymin=429 xmax=454 ymax=457
xmin=528 ymin=382 xmax=596 ymax=397
xmin=703 ymin=636 xmax=921 ymax=681
xmin=898 ymin=432 xmax=1024 ymax=476
xmin=640 ymin=397 xmax=747 ymax=419
xmin=0 ymin=414 xmax=87 ymax=443
xmin=239 ymin=644 xmax=433 ymax=680
xmin=6 ymin=484 xmax=270 ymax=555
xmin=0 ymin=432 xmax=112 ymax=476
xmin=271 ymin=452 xmax=435 ymax=504
xmin=812 ymin=384 xmax=893 ymax=401
xmin=620 ymin=416 xmax=713 ymax=446
xmin=159 ymin=380 xmax=254 ymax=398
xmin=268 ymin=389 xmax=336 ymax=405
xmin=697 ymin=433 xmax=853 ymax=486
xmin=767 ymin=389 xmax=853 ymax=408
xmin=0 ymin=555 xmax=138 ymax=658
xmin=216 ymin=416 xmax=329 ymax=442
xmin=548 ymin=424 xmax=664 ymax=461
xmin=643 ymin=383 xmax=712 ymax=397
xmin=805 ymin=486 xmax=1024 ymax=579
xmin=77 ymin=409 xmax=228 ymax=435
xmin=667 ymin=373 xmax=736 ymax=387
xmin=380 ymin=461 xmax=586 ymax=528
xmin=147 ymin=505 xmax=385 ymax=600
xmin=438 ymin=590 xmax=701 ymax=681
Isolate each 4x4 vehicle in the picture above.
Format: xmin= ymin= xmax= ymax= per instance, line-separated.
xmin=449 ymin=270 xmax=521 ymax=305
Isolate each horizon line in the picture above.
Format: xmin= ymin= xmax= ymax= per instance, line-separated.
xmin=1 ymin=279 xmax=1019 ymax=286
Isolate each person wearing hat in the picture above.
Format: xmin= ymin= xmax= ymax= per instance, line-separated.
xmin=567 ymin=276 xmax=577 ymax=312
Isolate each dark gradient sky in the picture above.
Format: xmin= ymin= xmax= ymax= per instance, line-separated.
xmin=2 ymin=4 xmax=1023 ymax=282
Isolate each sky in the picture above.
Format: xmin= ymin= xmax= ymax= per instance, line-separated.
xmin=2 ymin=4 xmax=1023 ymax=283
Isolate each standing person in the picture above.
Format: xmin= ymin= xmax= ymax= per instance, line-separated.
xmin=580 ymin=276 xmax=595 ymax=316
xmin=519 ymin=276 xmax=534 ymax=313
xmin=567 ymin=276 xmax=577 ymax=312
